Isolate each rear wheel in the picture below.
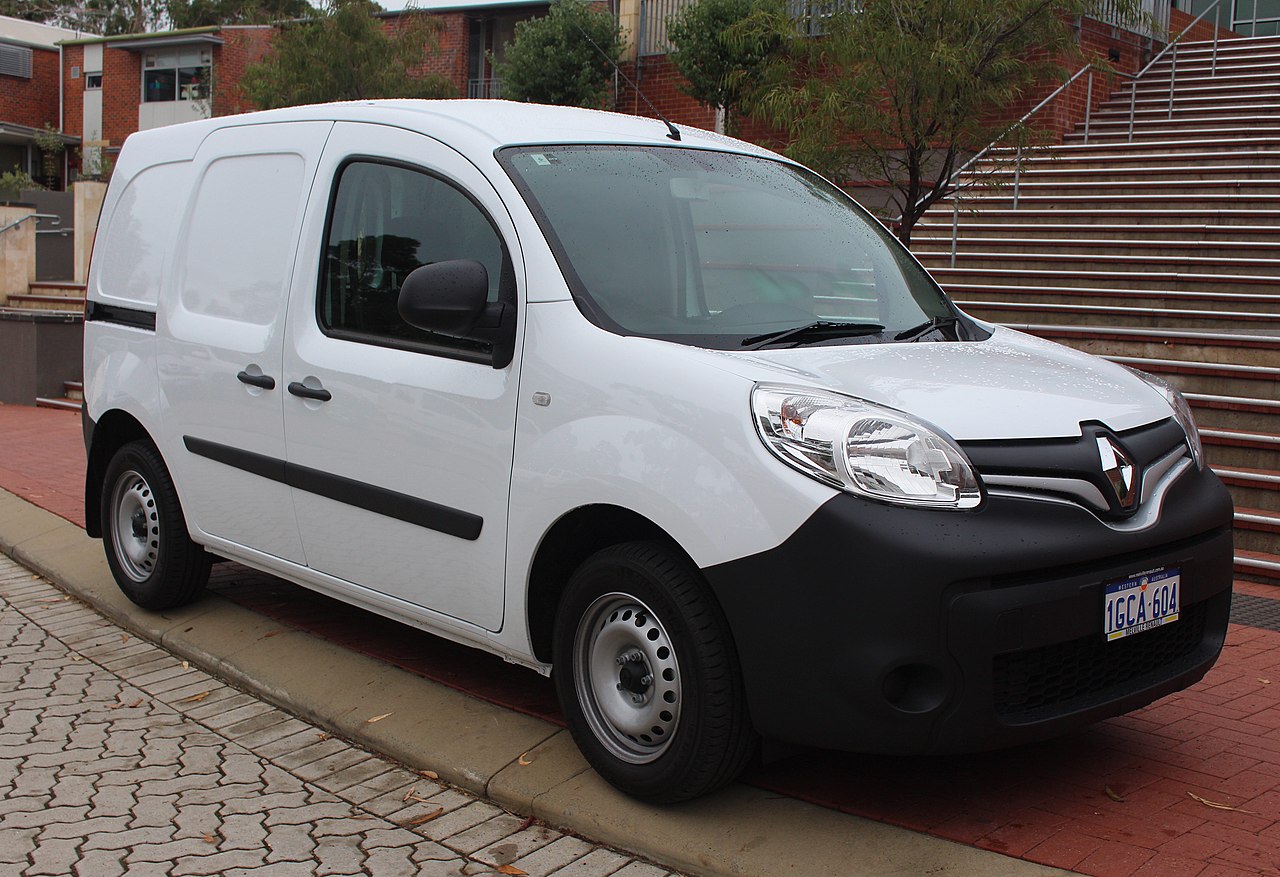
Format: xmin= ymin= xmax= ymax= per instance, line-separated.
xmin=101 ymin=441 xmax=210 ymax=610
xmin=553 ymin=541 xmax=756 ymax=802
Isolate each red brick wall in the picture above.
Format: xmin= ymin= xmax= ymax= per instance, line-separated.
xmin=213 ymin=27 xmax=275 ymax=117
xmin=406 ymin=11 xmax=468 ymax=92
xmin=59 ymin=45 xmax=83 ymax=141
xmin=0 ymin=45 xmax=60 ymax=131
xmin=100 ymin=47 xmax=142 ymax=152
xmin=1170 ymin=7 xmax=1240 ymax=42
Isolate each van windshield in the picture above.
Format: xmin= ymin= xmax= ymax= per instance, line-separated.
xmin=499 ymin=145 xmax=978 ymax=350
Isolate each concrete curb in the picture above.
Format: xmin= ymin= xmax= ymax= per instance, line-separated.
xmin=0 ymin=487 xmax=1068 ymax=877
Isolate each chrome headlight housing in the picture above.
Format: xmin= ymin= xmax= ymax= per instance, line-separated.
xmin=1126 ymin=368 xmax=1204 ymax=470
xmin=752 ymin=385 xmax=983 ymax=509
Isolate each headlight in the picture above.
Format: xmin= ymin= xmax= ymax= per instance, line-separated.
xmin=1125 ymin=368 xmax=1204 ymax=470
xmin=752 ymin=385 xmax=982 ymax=509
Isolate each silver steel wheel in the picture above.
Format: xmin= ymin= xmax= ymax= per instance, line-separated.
xmin=108 ymin=468 xmax=160 ymax=583
xmin=573 ymin=592 xmax=682 ymax=765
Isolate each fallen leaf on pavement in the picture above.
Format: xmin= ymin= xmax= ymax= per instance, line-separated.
xmin=1187 ymin=792 xmax=1260 ymax=815
xmin=70 ymin=655 xmax=83 ymax=662
xmin=419 ymin=770 xmax=439 ymax=780
xmin=366 ymin=712 xmax=393 ymax=724
xmin=181 ymin=691 xmax=211 ymax=703
xmin=316 ymin=732 xmax=331 ymax=741
xmin=517 ymin=752 xmax=533 ymax=766
xmin=120 ymin=634 xmax=129 ymax=642
xmin=1104 ymin=786 xmax=1125 ymax=803
xmin=1259 ymin=678 xmax=1272 ymax=685
xmin=201 ymin=834 xmax=216 ymax=844
xmin=515 ymin=816 xmax=535 ymax=832
xmin=496 ymin=866 xmax=527 ymax=876
xmin=405 ymin=807 xmax=444 ymax=826
xmin=107 ymin=701 xmax=123 ymax=710
xmin=181 ymin=661 xmax=189 ymax=670
xmin=128 ymin=698 xmax=143 ymax=708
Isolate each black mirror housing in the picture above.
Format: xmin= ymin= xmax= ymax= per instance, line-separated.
xmin=397 ymin=259 xmax=490 ymax=337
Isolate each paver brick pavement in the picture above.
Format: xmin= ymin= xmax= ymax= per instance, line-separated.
xmin=0 ymin=555 xmax=686 ymax=877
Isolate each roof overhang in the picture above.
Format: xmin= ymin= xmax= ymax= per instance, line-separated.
xmin=106 ymin=33 xmax=224 ymax=51
xmin=0 ymin=122 xmax=79 ymax=146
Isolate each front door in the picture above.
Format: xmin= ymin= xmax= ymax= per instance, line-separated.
xmin=281 ymin=122 xmax=523 ymax=631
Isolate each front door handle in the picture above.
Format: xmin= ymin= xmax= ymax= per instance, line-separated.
xmin=236 ymin=370 xmax=276 ymax=390
xmin=288 ymin=381 xmax=332 ymax=402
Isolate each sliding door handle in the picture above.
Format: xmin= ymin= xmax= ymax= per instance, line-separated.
xmin=236 ymin=370 xmax=276 ymax=390
xmin=288 ymin=381 xmax=332 ymax=402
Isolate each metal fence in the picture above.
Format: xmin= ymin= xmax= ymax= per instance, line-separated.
xmin=637 ymin=0 xmax=1164 ymax=57
xmin=1095 ymin=0 xmax=1173 ymax=40
xmin=467 ymin=78 xmax=503 ymax=99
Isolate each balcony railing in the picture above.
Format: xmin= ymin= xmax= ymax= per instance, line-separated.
xmin=468 ymin=78 xmax=503 ymax=99
xmin=1096 ymin=0 xmax=1172 ymax=40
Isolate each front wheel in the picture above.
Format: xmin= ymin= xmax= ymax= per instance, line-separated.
xmin=553 ymin=541 xmax=757 ymax=802
xmin=101 ymin=440 xmax=210 ymax=610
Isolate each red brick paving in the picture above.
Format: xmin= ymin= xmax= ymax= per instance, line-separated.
xmin=2 ymin=403 xmax=1278 ymax=877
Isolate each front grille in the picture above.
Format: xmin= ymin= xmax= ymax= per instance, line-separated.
xmin=993 ymin=599 xmax=1209 ymax=723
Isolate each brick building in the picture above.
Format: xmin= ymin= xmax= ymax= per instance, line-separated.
xmin=0 ymin=15 xmax=80 ymax=188
xmin=59 ymin=25 xmax=274 ymax=178
xmin=26 ymin=0 xmax=1274 ymax=184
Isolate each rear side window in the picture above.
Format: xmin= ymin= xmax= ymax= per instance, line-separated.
xmin=180 ymin=153 xmax=305 ymax=326
xmin=319 ymin=160 xmax=509 ymax=357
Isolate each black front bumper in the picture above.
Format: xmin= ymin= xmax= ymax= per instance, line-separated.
xmin=703 ymin=464 xmax=1234 ymax=754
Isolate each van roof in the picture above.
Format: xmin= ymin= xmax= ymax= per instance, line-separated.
xmin=121 ymin=99 xmax=780 ymax=161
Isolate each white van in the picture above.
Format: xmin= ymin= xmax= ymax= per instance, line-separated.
xmin=83 ymin=101 xmax=1234 ymax=802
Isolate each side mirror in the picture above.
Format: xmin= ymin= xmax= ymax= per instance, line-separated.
xmin=397 ymin=259 xmax=490 ymax=336
xmin=396 ymin=259 xmax=516 ymax=369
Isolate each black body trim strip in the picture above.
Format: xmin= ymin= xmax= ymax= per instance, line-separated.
xmin=182 ymin=436 xmax=482 ymax=541
xmin=85 ymin=301 xmax=157 ymax=331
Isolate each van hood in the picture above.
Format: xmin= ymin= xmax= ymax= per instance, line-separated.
xmin=708 ymin=326 xmax=1171 ymax=442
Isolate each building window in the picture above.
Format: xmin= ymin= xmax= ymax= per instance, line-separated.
xmin=142 ymin=48 xmax=211 ymax=102
xmin=86 ymin=72 xmax=103 ymax=89
xmin=0 ymin=42 xmax=33 ymax=79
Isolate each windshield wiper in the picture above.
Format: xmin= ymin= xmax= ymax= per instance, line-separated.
xmin=894 ymin=315 xmax=961 ymax=343
xmin=741 ymin=320 xmax=886 ymax=350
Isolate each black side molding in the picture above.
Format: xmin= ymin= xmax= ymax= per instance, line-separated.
xmin=85 ymin=301 xmax=157 ymax=331
xmin=182 ymin=436 xmax=483 ymax=541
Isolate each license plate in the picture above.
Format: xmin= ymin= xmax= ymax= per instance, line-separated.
xmin=1104 ymin=567 xmax=1180 ymax=641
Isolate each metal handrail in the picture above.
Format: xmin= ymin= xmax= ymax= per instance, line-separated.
xmin=0 ymin=212 xmax=60 ymax=237
xmin=937 ymin=0 xmax=1228 ymax=265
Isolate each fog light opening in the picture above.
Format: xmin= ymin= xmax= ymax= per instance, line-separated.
xmin=881 ymin=663 xmax=948 ymax=714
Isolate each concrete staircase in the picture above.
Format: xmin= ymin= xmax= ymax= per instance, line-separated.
xmin=1 ymin=281 xmax=86 ymax=316
xmin=912 ymin=34 xmax=1280 ymax=586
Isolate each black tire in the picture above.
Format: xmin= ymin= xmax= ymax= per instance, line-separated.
xmin=552 ymin=541 xmax=757 ymax=803
xmin=100 ymin=440 xmax=210 ymax=610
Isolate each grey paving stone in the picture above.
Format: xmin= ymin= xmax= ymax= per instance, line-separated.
xmin=0 ymin=553 xmax=688 ymax=877
xmin=548 ymin=848 xmax=631 ymax=877
xmin=511 ymin=835 xmax=597 ymax=877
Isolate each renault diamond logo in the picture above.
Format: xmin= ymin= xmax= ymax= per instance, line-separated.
xmin=1096 ymin=435 xmax=1138 ymax=510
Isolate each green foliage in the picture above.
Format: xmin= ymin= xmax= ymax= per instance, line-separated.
xmin=167 ymin=0 xmax=314 ymax=28
xmin=34 ymin=124 xmax=65 ymax=184
xmin=0 ymin=167 xmax=42 ymax=203
xmin=0 ymin=0 xmax=166 ymax=34
xmin=666 ymin=0 xmax=779 ymax=135
xmin=744 ymin=0 xmax=1143 ymax=241
xmin=492 ymin=0 xmax=624 ymax=109
xmin=240 ymin=0 xmax=454 ymax=108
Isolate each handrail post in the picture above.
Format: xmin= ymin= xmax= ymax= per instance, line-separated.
xmin=1213 ymin=0 xmax=1220 ymax=77
xmin=1084 ymin=69 xmax=1094 ymax=143
xmin=1168 ymin=40 xmax=1177 ymax=121
xmin=1128 ymin=77 xmax=1138 ymax=142
xmin=1013 ymin=146 xmax=1023 ymax=210
xmin=950 ymin=191 xmax=959 ymax=269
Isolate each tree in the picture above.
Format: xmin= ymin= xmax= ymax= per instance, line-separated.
xmin=666 ymin=0 xmax=779 ymax=136
xmin=744 ymin=0 xmax=1143 ymax=243
xmin=166 ymin=0 xmax=314 ymax=29
xmin=240 ymin=0 xmax=453 ymax=109
xmin=0 ymin=0 xmax=167 ymax=34
xmin=492 ymin=0 xmax=623 ymax=108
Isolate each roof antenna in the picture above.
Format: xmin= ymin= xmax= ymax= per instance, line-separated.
xmin=563 ymin=2 xmax=681 ymax=141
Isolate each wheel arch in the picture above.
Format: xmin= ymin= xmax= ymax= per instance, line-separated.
xmin=526 ymin=504 xmax=693 ymax=665
xmin=84 ymin=409 xmax=156 ymax=539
